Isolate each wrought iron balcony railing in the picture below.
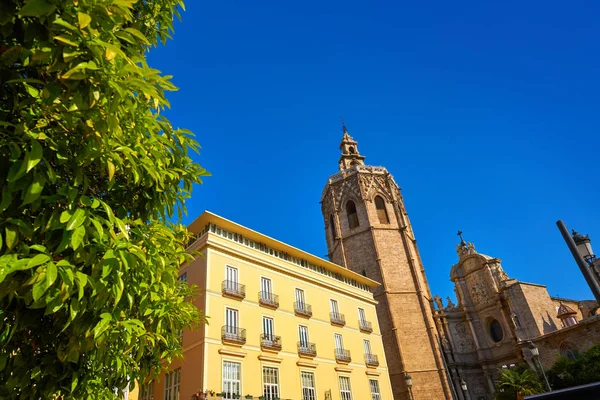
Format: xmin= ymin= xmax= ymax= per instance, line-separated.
xmin=294 ymin=302 xmax=312 ymax=317
xmin=222 ymin=280 xmax=245 ymax=299
xmin=221 ymin=326 xmax=246 ymax=344
xmin=359 ymin=319 xmax=373 ymax=333
xmin=335 ymin=349 xmax=351 ymax=363
xmin=258 ymin=291 xmax=279 ymax=308
xmin=260 ymin=334 xmax=282 ymax=351
xmin=365 ymin=353 xmax=379 ymax=367
xmin=297 ymin=341 xmax=317 ymax=357
xmin=330 ymin=312 xmax=346 ymax=326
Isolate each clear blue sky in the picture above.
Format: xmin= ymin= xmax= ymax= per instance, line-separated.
xmin=148 ymin=0 xmax=600 ymax=302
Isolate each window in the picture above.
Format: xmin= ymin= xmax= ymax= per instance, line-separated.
xmin=329 ymin=214 xmax=337 ymax=241
xmin=295 ymin=288 xmax=306 ymax=306
xmin=346 ymin=201 xmax=359 ymax=229
xmin=348 ymin=146 xmax=356 ymax=154
xmin=164 ymin=369 xmax=180 ymax=400
xmin=139 ymin=382 xmax=154 ymax=400
xmin=225 ymin=266 xmax=238 ymax=289
xmin=262 ymin=367 xmax=279 ymax=400
xmin=369 ymin=380 xmax=381 ymax=400
xmin=263 ymin=317 xmax=274 ymax=340
xmin=334 ymin=333 xmax=344 ymax=350
xmin=374 ymin=196 xmax=389 ymax=224
xmin=339 ymin=376 xmax=353 ymax=400
xmin=489 ymin=319 xmax=504 ymax=342
xmin=363 ymin=339 xmax=372 ymax=355
xmin=358 ymin=308 xmax=366 ymax=324
xmin=299 ymin=325 xmax=309 ymax=347
xmin=511 ymin=313 xmax=521 ymax=329
xmin=330 ymin=299 xmax=340 ymax=314
xmin=178 ymin=272 xmax=187 ymax=281
xmin=222 ymin=361 xmax=241 ymax=399
xmin=225 ymin=308 xmax=238 ymax=338
xmin=560 ymin=342 xmax=579 ymax=361
xmin=301 ymin=371 xmax=316 ymax=400
xmin=261 ymin=277 xmax=272 ymax=295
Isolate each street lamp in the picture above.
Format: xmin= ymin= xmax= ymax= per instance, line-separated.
xmin=460 ymin=379 xmax=470 ymax=400
xmin=556 ymin=221 xmax=600 ymax=304
xmin=529 ymin=342 xmax=551 ymax=392
xmin=405 ymin=374 xmax=414 ymax=400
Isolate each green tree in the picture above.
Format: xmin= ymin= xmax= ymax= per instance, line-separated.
xmin=494 ymin=365 xmax=544 ymax=400
xmin=0 ymin=0 xmax=208 ymax=398
xmin=547 ymin=344 xmax=600 ymax=389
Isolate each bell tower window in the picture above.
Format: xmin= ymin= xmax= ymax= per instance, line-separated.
xmin=346 ymin=201 xmax=359 ymax=229
xmin=375 ymin=196 xmax=389 ymax=224
xmin=348 ymin=146 xmax=356 ymax=154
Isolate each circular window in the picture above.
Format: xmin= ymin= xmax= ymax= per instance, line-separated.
xmin=489 ymin=319 xmax=504 ymax=342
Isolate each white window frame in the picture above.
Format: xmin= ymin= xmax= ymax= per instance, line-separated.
xmin=222 ymin=361 xmax=241 ymax=400
xmin=261 ymin=277 xmax=272 ymax=295
xmin=298 ymin=325 xmax=309 ymax=347
xmin=224 ymin=307 xmax=239 ymax=338
xmin=363 ymin=339 xmax=372 ymax=355
xmin=225 ymin=265 xmax=239 ymax=287
xmin=263 ymin=316 xmax=275 ymax=340
xmin=334 ymin=333 xmax=344 ymax=350
xmin=164 ymin=369 xmax=180 ymax=400
xmin=358 ymin=307 xmax=366 ymax=323
xmin=139 ymin=381 xmax=154 ymax=400
xmin=338 ymin=376 xmax=353 ymax=400
xmin=369 ymin=379 xmax=381 ymax=400
xmin=262 ymin=366 xmax=280 ymax=400
xmin=330 ymin=299 xmax=340 ymax=314
xmin=301 ymin=371 xmax=317 ymax=400
xmin=295 ymin=288 xmax=306 ymax=305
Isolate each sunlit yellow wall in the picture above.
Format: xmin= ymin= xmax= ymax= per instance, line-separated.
xmin=146 ymin=212 xmax=393 ymax=400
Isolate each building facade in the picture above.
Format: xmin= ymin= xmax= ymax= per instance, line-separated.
xmin=140 ymin=211 xmax=394 ymax=400
xmin=434 ymin=238 xmax=600 ymax=399
xmin=320 ymin=127 xmax=452 ymax=400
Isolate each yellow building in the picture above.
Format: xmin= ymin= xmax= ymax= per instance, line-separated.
xmin=140 ymin=211 xmax=393 ymax=400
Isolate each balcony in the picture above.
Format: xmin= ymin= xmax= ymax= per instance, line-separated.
xmin=330 ymin=312 xmax=346 ymax=326
xmin=258 ymin=291 xmax=279 ymax=309
xmin=297 ymin=341 xmax=317 ymax=358
xmin=359 ymin=319 xmax=373 ymax=333
xmin=335 ymin=349 xmax=351 ymax=363
xmin=365 ymin=353 xmax=379 ymax=367
xmin=294 ymin=302 xmax=312 ymax=318
xmin=221 ymin=326 xmax=246 ymax=345
xmin=222 ymin=280 xmax=245 ymax=300
xmin=260 ymin=334 xmax=282 ymax=351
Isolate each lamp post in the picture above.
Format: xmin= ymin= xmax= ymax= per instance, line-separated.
xmin=556 ymin=221 xmax=600 ymax=304
xmin=405 ymin=373 xmax=414 ymax=400
xmin=529 ymin=342 xmax=551 ymax=392
xmin=460 ymin=379 xmax=470 ymax=400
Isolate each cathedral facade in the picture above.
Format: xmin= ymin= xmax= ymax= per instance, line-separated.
xmin=320 ymin=126 xmax=452 ymax=400
xmin=434 ymin=239 xmax=600 ymax=399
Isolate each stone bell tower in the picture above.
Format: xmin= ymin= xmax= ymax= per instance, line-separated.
xmin=321 ymin=124 xmax=452 ymax=400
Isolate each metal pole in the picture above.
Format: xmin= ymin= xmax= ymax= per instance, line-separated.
xmin=556 ymin=220 xmax=600 ymax=304
xmin=536 ymin=357 xmax=552 ymax=392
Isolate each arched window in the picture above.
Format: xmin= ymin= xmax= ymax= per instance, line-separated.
xmin=348 ymin=146 xmax=356 ymax=154
xmin=560 ymin=342 xmax=579 ymax=361
xmin=329 ymin=214 xmax=337 ymax=241
xmin=375 ymin=196 xmax=389 ymax=224
xmin=346 ymin=200 xmax=359 ymax=229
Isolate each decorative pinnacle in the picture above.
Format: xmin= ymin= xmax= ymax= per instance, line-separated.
xmin=341 ymin=115 xmax=347 ymax=134
xmin=457 ymin=230 xmax=466 ymax=244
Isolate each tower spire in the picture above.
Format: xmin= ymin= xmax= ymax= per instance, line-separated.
xmin=338 ymin=121 xmax=365 ymax=171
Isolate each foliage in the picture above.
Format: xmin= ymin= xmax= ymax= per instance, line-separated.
xmin=0 ymin=0 xmax=209 ymax=398
xmin=494 ymin=365 xmax=544 ymax=400
xmin=547 ymin=344 xmax=600 ymax=390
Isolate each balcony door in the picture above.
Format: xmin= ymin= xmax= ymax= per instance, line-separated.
xmin=226 ymin=266 xmax=238 ymax=289
xmin=295 ymin=288 xmax=305 ymax=306
xmin=225 ymin=308 xmax=238 ymax=336
xmin=263 ymin=316 xmax=274 ymax=342
xmin=363 ymin=339 xmax=372 ymax=355
xmin=334 ymin=333 xmax=344 ymax=351
xmin=358 ymin=308 xmax=366 ymax=323
xmin=298 ymin=325 xmax=309 ymax=347
xmin=330 ymin=299 xmax=339 ymax=314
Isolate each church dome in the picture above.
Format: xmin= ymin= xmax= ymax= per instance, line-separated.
xmin=556 ymin=303 xmax=577 ymax=319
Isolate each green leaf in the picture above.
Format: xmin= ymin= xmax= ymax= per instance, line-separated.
xmin=91 ymin=218 xmax=104 ymax=238
xmin=46 ymin=263 xmax=57 ymax=287
xmin=93 ymin=316 xmax=111 ymax=338
xmin=5 ymin=226 xmax=18 ymax=250
xmin=32 ymin=274 xmax=47 ymax=301
xmin=27 ymin=254 xmax=50 ymax=269
xmin=124 ymin=28 xmax=150 ymax=44
xmin=27 ymin=140 xmax=43 ymax=173
xmin=54 ymin=35 xmax=79 ymax=47
xmin=71 ymin=225 xmax=85 ymax=250
xmin=23 ymin=173 xmax=46 ymax=205
xmin=0 ymin=186 xmax=12 ymax=213
xmin=77 ymin=12 xmax=91 ymax=29
xmin=66 ymin=209 xmax=86 ymax=231
xmin=60 ymin=210 xmax=73 ymax=223
xmin=18 ymin=0 xmax=56 ymax=16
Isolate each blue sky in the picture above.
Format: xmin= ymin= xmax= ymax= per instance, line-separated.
xmin=148 ymin=0 xmax=600 ymax=302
